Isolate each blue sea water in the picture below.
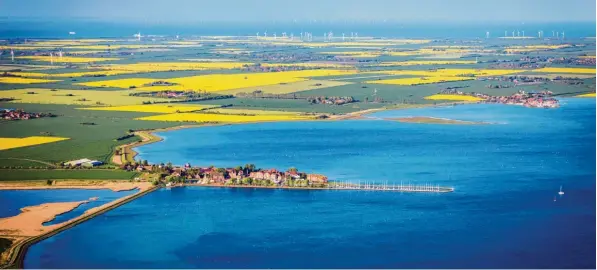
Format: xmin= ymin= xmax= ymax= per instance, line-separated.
xmin=0 ymin=188 xmax=137 ymax=225
xmin=25 ymin=98 xmax=595 ymax=268
xmin=0 ymin=20 xmax=595 ymax=39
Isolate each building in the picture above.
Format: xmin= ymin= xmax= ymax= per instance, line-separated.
xmin=307 ymin=174 xmax=328 ymax=184
xmin=81 ymin=160 xmax=103 ymax=168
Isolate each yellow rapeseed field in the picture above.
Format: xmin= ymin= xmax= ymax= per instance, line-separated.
xmin=201 ymin=108 xmax=302 ymax=115
xmin=424 ymin=94 xmax=484 ymax=101
xmin=17 ymin=56 xmax=120 ymax=63
xmin=379 ymin=69 xmax=522 ymax=77
xmin=76 ymin=69 xmax=358 ymax=92
xmin=532 ymin=67 xmax=596 ymax=74
xmin=576 ymin=93 xmax=596 ymax=98
xmin=136 ymin=112 xmax=314 ymax=123
xmin=366 ymin=69 xmax=522 ymax=86
xmin=0 ymin=136 xmax=70 ymax=151
xmin=220 ymin=79 xmax=353 ymax=95
xmin=0 ymin=89 xmax=172 ymax=106
xmin=0 ymin=77 xmax=60 ymax=84
xmin=80 ymin=104 xmax=215 ymax=113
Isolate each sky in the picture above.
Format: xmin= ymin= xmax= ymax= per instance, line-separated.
xmin=1 ymin=0 xmax=595 ymax=23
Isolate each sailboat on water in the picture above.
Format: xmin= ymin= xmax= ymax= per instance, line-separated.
xmin=558 ymin=186 xmax=564 ymax=196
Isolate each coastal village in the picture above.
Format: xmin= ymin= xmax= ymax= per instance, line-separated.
xmin=437 ymin=89 xmax=560 ymax=108
xmin=121 ymin=162 xmax=330 ymax=188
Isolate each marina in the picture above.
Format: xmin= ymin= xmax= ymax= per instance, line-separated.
xmin=328 ymin=181 xmax=454 ymax=193
xmin=183 ymin=181 xmax=455 ymax=193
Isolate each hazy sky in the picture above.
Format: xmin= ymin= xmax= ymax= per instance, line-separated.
xmin=1 ymin=0 xmax=595 ymax=23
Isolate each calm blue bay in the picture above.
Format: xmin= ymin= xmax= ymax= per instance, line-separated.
xmin=24 ymin=98 xmax=595 ymax=268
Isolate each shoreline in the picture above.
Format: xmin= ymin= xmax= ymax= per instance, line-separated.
xmin=119 ymin=102 xmax=464 ymax=165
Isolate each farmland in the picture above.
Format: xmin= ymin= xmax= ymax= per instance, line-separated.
xmin=0 ymin=89 xmax=173 ymax=106
xmin=0 ymin=136 xmax=70 ymax=151
xmin=0 ymin=35 xmax=595 ymax=173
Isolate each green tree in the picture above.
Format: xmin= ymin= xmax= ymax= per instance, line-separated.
xmin=142 ymin=160 xmax=149 ymax=166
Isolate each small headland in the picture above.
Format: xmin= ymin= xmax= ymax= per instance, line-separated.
xmin=386 ymin=116 xmax=488 ymax=125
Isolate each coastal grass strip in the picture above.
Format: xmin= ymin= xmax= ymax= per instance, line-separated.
xmin=3 ymin=185 xmax=158 ymax=269
xmin=0 ymin=169 xmax=138 ymax=181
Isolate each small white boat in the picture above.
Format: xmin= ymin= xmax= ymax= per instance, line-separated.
xmin=558 ymin=186 xmax=564 ymax=196
xmin=68 ymin=31 xmax=76 ymax=35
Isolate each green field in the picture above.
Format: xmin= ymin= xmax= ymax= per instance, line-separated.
xmin=0 ymin=169 xmax=138 ymax=181
xmin=0 ymin=103 xmax=185 ymax=166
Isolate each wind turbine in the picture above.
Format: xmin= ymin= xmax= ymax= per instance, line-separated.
xmin=10 ymin=49 xmax=14 ymax=62
xmin=342 ymin=33 xmax=345 ymax=41
xmin=486 ymin=31 xmax=490 ymax=39
xmin=522 ymin=30 xmax=525 ymax=37
xmin=562 ymin=31 xmax=565 ymax=39
xmin=50 ymin=52 xmax=54 ymax=65
xmin=264 ymin=31 xmax=267 ymax=37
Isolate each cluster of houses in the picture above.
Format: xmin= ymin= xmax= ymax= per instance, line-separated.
xmin=306 ymin=96 xmax=355 ymax=105
xmin=436 ymin=89 xmax=559 ymax=108
xmin=127 ymin=162 xmax=329 ymax=187
xmin=1 ymin=108 xmax=55 ymax=121
xmin=484 ymin=90 xmax=559 ymax=108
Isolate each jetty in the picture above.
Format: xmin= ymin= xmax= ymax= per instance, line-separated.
xmin=328 ymin=181 xmax=454 ymax=193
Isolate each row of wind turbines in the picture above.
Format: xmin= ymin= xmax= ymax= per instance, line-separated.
xmin=1 ymin=49 xmax=63 ymax=64
xmin=484 ymin=30 xmax=566 ymax=39
xmin=254 ymin=31 xmax=359 ymax=41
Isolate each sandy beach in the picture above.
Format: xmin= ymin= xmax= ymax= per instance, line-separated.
xmin=0 ymin=201 xmax=88 ymax=237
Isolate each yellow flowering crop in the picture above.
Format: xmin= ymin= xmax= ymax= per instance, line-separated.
xmin=0 ymin=77 xmax=60 ymax=84
xmin=424 ymin=94 xmax=484 ymax=101
xmin=76 ymin=69 xmax=358 ymax=92
xmin=532 ymin=67 xmax=596 ymax=74
xmin=0 ymin=89 xmax=172 ymax=106
xmin=0 ymin=136 xmax=70 ymax=151
xmin=136 ymin=112 xmax=314 ymax=123
xmin=80 ymin=104 xmax=215 ymax=113
xmin=576 ymin=93 xmax=596 ymax=98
